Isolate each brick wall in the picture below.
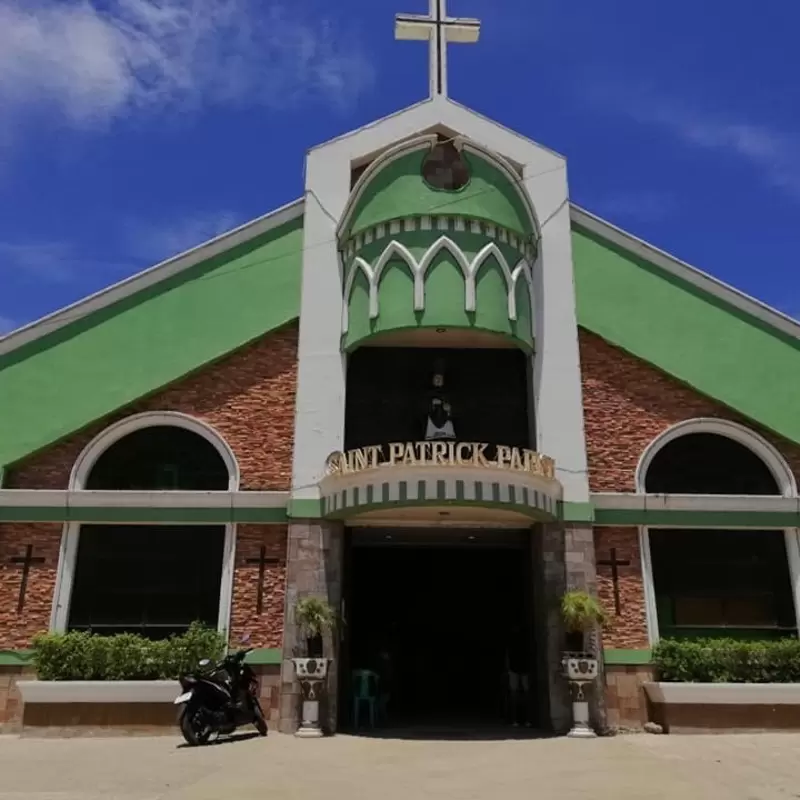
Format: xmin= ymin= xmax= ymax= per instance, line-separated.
xmin=579 ymin=328 xmax=800 ymax=492
xmin=229 ymin=525 xmax=288 ymax=649
xmin=604 ymin=664 xmax=654 ymax=731
xmin=1 ymin=325 xmax=297 ymax=653
xmin=0 ymin=524 xmax=62 ymax=649
xmin=6 ymin=322 xmax=298 ymax=491
xmin=580 ymin=328 xmax=800 ymax=656
xmin=594 ymin=527 xmax=648 ymax=649
xmin=0 ymin=665 xmax=35 ymax=732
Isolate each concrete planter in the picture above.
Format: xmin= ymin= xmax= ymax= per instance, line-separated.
xmin=644 ymin=682 xmax=800 ymax=733
xmin=562 ymin=656 xmax=599 ymax=739
xmin=16 ymin=680 xmax=180 ymax=704
xmin=292 ymin=658 xmax=331 ymax=738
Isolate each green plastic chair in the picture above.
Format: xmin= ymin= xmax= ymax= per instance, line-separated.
xmin=352 ymin=669 xmax=380 ymax=729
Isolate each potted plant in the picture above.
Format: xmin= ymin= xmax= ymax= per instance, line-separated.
xmin=561 ymin=590 xmax=606 ymax=656
xmin=295 ymin=596 xmax=336 ymax=658
xmin=560 ymin=590 xmax=606 ymax=739
xmin=291 ymin=596 xmax=336 ymax=738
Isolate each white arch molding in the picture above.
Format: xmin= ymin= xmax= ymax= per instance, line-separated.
xmin=633 ymin=417 xmax=800 ymax=646
xmin=635 ymin=417 xmax=797 ymax=497
xmin=70 ymin=411 xmax=241 ymax=491
xmin=51 ymin=411 xmax=241 ymax=637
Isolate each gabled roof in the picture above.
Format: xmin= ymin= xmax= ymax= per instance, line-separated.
xmin=571 ymin=205 xmax=800 ymax=445
xmin=3 ymin=115 xmax=800 ymax=475
xmin=0 ymin=199 xmax=304 ymax=475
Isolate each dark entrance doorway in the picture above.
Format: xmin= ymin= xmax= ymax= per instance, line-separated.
xmin=341 ymin=528 xmax=536 ymax=731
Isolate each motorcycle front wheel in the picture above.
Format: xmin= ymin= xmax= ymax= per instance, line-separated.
xmin=179 ymin=705 xmax=213 ymax=746
xmin=252 ymin=700 xmax=268 ymax=736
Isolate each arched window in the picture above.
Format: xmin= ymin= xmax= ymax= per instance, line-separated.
xmin=644 ymin=432 xmax=780 ymax=495
xmin=64 ymin=415 xmax=236 ymax=639
xmin=641 ymin=422 xmax=797 ymax=641
xmin=84 ymin=425 xmax=230 ymax=491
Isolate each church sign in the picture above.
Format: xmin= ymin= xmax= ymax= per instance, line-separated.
xmin=325 ymin=442 xmax=555 ymax=480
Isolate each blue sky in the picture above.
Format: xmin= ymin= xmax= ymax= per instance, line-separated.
xmin=1 ymin=0 xmax=799 ymax=335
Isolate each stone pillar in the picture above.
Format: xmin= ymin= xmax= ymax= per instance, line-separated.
xmin=534 ymin=522 xmax=570 ymax=732
xmin=534 ymin=522 xmax=607 ymax=733
xmin=563 ymin=523 xmax=607 ymax=733
xmin=279 ymin=520 xmax=344 ymax=734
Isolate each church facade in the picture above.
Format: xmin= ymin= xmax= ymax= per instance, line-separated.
xmin=2 ymin=4 xmax=800 ymax=735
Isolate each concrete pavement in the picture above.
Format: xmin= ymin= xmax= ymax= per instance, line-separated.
xmin=2 ymin=730 xmax=800 ymax=799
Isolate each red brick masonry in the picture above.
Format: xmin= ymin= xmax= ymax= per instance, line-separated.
xmin=0 ymin=524 xmax=62 ymax=650
xmin=594 ymin=527 xmax=648 ymax=650
xmin=229 ymin=525 xmax=288 ymax=649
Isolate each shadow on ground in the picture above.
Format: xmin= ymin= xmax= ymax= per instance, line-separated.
xmin=176 ymin=731 xmax=261 ymax=749
xmin=341 ymin=726 xmax=560 ymax=742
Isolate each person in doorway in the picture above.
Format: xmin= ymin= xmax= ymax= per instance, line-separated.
xmin=505 ymin=624 xmax=531 ymax=727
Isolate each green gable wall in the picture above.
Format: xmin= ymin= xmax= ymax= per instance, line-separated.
xmin=3 ymin=202 xmax=800 ymax=477
xmin=572 ymin=225 xmax=800 ymax=445
xmin=0 ymin=217 xmax=303 ymax=474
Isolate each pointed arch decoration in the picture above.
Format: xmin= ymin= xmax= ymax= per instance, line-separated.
xmin=341 ymin=235 xmax=534 ymax=334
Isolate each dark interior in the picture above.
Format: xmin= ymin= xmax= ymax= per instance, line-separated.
xmin=644 ymin=433 xmax=780 ymax=494
xmin=344 ymin=346 xmax=531 ymax=454
xmin=650 ymin=529 xmax=796 ymax=637
xmin=343 ymin=531 xmax=535 ymax=729
xmin=85 ymin=426 xmax=230 ymax=491
xmin=68 ymin=524 xmax=225 ymax=638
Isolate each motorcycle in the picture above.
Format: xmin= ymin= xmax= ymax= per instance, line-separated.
xmin=174 ymin=636 xmax=268 ymax=746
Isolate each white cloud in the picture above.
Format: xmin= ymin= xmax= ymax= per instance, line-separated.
xmin=0 ymin=241 xmax=76 ymax=282
xmin=584 ymin=80 xmax=800 ymax=200
xmin=127 ymin=210 xmax=241 ymax=262
xmin=0 ymin=0 xmax=374 ymax=128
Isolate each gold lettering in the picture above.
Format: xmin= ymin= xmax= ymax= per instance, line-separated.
xmin=326 ymin=454 xmax=341 ymax=475
xmin=432 ymin=442 xmax=448 ymax=465
xmin=353 ymin=448 xmax=368 ymax=471
xmin=447 ymin=441 xmax=456 ymax=466
xmin=388 ymin=442 xmax=404 ymax=465
xmin=416 ymin=441 xmax=431 ymax=465
xmin=456 ymin=442 xmax=471 ymax=465
xmin=542 ymin=456 xmax=555 ymax=480
xmin=509 ymin=447 xmax=523 ymax=471
xmin=367 ymin=445 xmax=382 ymax=468
xmin=473 ymin=443 xmax=490 ymax=467
xmin=402 ymin=443 xmax=418 ymax=466
xmin=525 ymin=450 xmax=542 ymax=475
xmin=496 ymin=445 xmax=511 ymax=468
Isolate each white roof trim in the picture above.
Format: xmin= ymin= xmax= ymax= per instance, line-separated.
xmin=571 ymin=204 xmax=800 ymax=341
xmin=0 ymin=197 xmax=305 ymax=358
xmin=336 ymin=135 xmax=438 ymax=240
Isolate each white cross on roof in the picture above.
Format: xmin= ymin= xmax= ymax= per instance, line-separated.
xmin=395 ymin=0 xmax=481 ymax=98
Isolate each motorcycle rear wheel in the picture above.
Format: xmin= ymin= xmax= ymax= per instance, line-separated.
xmin=180 ymin=705 xmax=213 ymax=746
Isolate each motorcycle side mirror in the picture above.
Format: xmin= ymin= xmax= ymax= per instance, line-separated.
xmin=198 ymin=658 xmax=211 ymax=667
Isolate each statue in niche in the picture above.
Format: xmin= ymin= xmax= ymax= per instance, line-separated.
xmin=425 ymin=363 xmax=456 ymax=441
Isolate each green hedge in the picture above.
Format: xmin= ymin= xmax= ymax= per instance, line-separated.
xmin=653 ymin=637 xmax=800 ymax=683
xmin=31 ymin=623 xmax=227 ymax=681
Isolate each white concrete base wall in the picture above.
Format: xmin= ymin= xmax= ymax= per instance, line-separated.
xmin=17 ymin=681 xmax=181 ymax=704
xmin=644 ymin=682 xmax=800 ymax=706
